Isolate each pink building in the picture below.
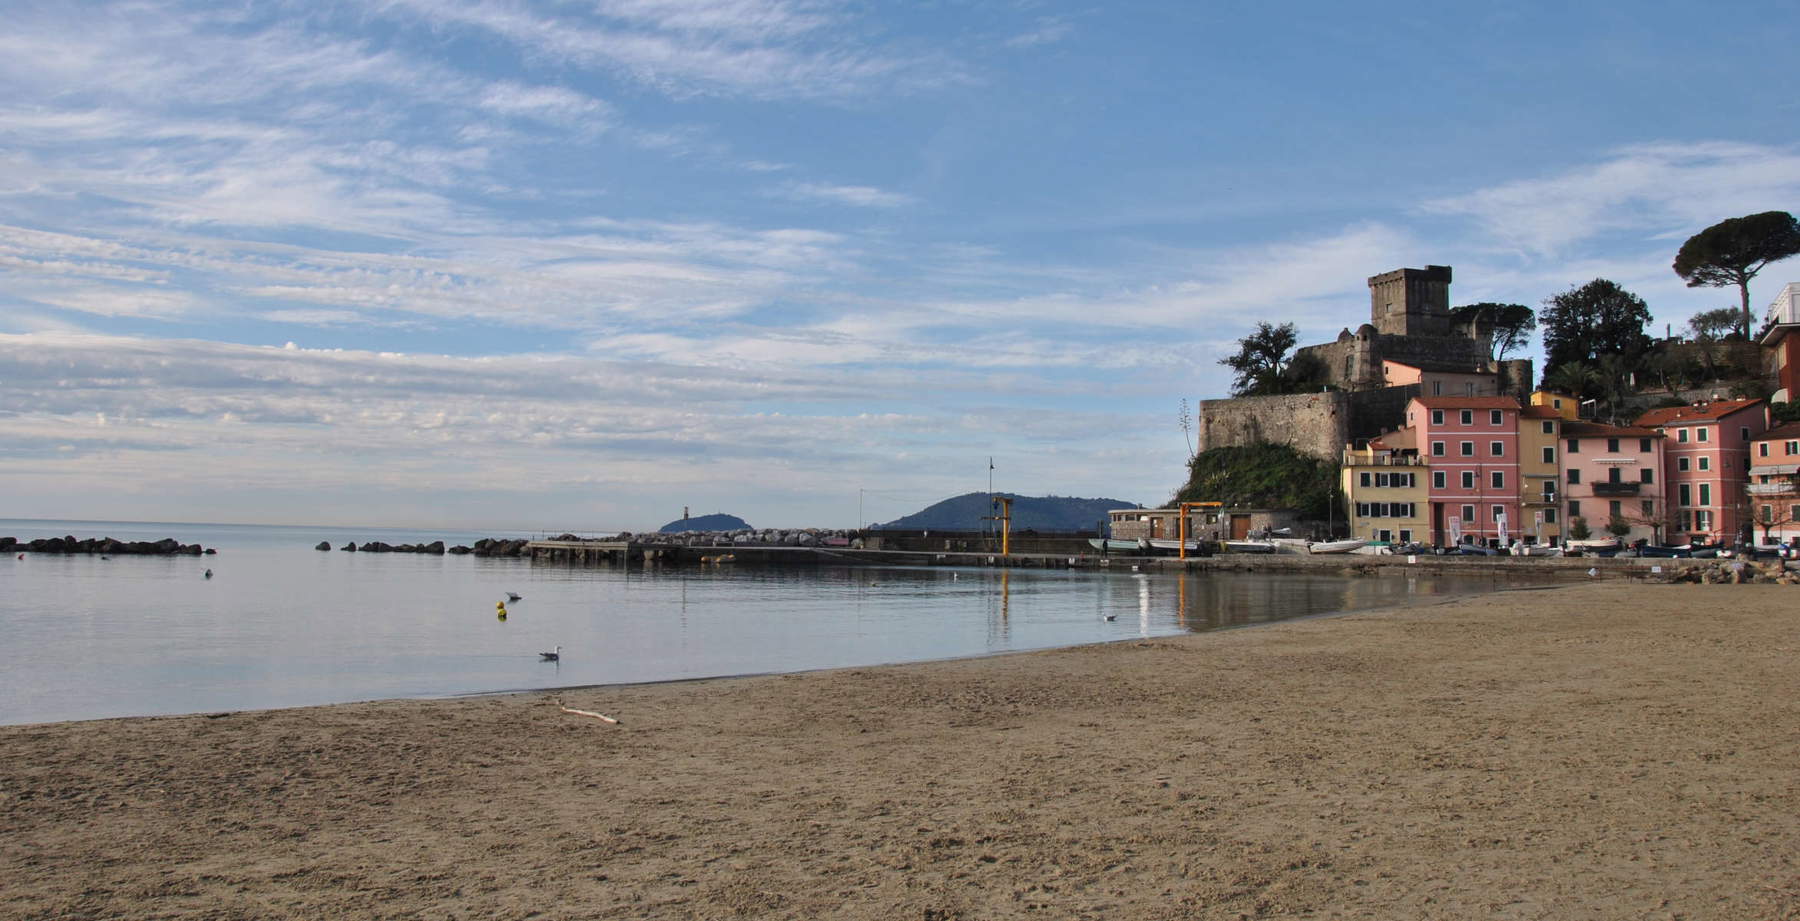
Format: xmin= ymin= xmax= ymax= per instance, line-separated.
xmin=1559 ymin=421 xmax=1666 ymax=544
xmin=1634 ymin=399 xmax=1768 ymax=546
xmin=1747 ymin=421 xmax=1800 ymax=544
xmin=1408 ymin=396 xmax=1522 ymax=547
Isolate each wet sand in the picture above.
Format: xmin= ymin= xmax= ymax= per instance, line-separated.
xmin=3 ymin=581 xmax=1797 ymax=920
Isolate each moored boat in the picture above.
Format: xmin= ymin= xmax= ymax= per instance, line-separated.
xmin=1088 ymin=538 xmax=1150 ymax=553
xmin=1307 ymin=538 xmax=1368 ymax=554
xmin=1220 ymin=540 xmax=1276 ymax=554
xmin=1565 ymin=537 xmax=1621 ymax=554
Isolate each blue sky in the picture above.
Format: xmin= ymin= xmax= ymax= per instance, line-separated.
xmin=3 ymin=0 xmax=1799 ymax=531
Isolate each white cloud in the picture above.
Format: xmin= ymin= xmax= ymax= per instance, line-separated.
xmin=777 ymin=181 xmax=914 ymax=208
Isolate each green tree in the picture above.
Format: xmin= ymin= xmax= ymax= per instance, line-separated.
xmin=1450 ymin=302 xmax=1536 ymax=359
xmin=1544 ymin=361 xmax=1602 ymax=401
xmin=1567 ymin=516 xmax=1592 ymax=541
xmin=1673 ymin=211 xmax=1800 ymax=339
xmin=1220 ymin=322 xmax=1302 ymax=396
xmin=1687 ymin=307 xmax=1738 ymax=382
xmin=1539 ymin=279 xmax=1652 ymax=379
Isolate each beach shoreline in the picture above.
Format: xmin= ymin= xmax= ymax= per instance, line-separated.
xmin=4 ymin=581 xmax=1797 ymax=920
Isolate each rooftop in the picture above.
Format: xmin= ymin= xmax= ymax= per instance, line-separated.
xmin=1755 ymin=421 xmax=1800 ymax=441
xmin=1634 ymin=398 xmax=1763 ymax=427
xmin=1562 ymin=420 xmax=1663 ymax=438
xmin=1411 ymin=396 xmax=1521 ymax=410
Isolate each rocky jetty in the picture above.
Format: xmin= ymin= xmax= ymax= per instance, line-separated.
xmin=338 ymin=540 xmax=447 ymax=555
xmin=1666 ymin=557 xmax=1800 ymax=584
xmin=601 ymin=528 xmax=861 ymax=549
xmin=2 ymin=535 xmax=212 ymax=555
xmin=324 ymin=537 xmax=527 ymax=556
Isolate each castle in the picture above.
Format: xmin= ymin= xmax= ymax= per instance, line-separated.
xmin=1198 ymin=265 xmax=1533 ymax=462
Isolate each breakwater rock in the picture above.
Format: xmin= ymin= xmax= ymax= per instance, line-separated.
xmin=600 ymin=528 xmax=861 ymax=549
xmin=324 ymin=538 xmax=527 ymax=556
xmin=335 ymin=540 xmax=447 ymax=555
xmin=2 ymin=535 xmax=213 ymax=555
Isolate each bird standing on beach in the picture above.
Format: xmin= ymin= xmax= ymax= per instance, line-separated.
xmin=540 ymin=645 xmax=561 ymax=662
xmin=506 ymin=592 xmax=523 ymax=602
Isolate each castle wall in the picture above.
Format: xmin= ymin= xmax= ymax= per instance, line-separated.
xmin=1198 ymin=386 xmax=1420 ymax=462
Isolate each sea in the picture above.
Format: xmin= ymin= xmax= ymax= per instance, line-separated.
xmin=0 ymin=519 xmax=1518 ymax=726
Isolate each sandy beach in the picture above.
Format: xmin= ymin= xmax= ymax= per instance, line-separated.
xmin=3 ymin=581 xmax=1797 ymax=920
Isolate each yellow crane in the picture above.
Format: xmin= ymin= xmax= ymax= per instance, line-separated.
xmin=1176 ymin=501 xmax=1223 ymax=560
xmin=983 ymin=496 xmax=1014 ymax=556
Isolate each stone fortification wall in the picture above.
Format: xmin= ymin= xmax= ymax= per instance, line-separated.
xmin=1375 ymin=334 xmax=1490 ymax=368
xmin=1199 ymin=387 xmax=1422 ymax=462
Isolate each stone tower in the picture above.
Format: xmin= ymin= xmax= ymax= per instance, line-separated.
xmin=1369 ymin=265 xmax=1452 ymax=337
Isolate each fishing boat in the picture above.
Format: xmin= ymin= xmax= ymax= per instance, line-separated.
xmin=1637 ymin=544 xmax=1693 ymax=558
xmin=1220 ymin=540 xmax=1276 ymax=554
xmin=1455 ymin=542 xmax=1500 ymax=555
xmin=1565 ymin=536 xmax=1621 ymax=554
xmin=1087 ymin=538 xmax=1150 ymax=553
xmin=1306 ymin=538 xmax=1368 ymax=554
xmin=1146 ymin=538 xmax=1207 ymax=553
xmin=1509 ymin=544 xmax=1564 ymax=557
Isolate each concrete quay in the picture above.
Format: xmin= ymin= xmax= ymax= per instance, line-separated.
xmin=525 ymin=538 xmax=1706 ymax=581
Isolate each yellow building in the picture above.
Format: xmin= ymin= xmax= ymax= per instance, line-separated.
xmin=1341 ymin=428 xmax=1429 ymax=545
xmin=1529 ymin=390 xmax=1580 ymax=420
xmin=1518 ymin=404 xmax=1563 ymax=545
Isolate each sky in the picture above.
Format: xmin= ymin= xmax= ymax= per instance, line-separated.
xmin=3 ymin=0 xmax=1799 ymax=532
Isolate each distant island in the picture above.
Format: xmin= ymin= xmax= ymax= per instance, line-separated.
xmin=871 ymin=493 xmax=1137 ymax=532
xmin=660 ymin=513 xmax=751 ymax=533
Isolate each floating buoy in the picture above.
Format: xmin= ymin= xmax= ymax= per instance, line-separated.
xmin=497 ymin=601 xmax=508 ymax=621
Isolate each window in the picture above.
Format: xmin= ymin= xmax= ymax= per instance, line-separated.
xmin=1374 ymin=503 xmax=1389 ymax=517
xmin=1432 ymin=441 xmax=1445 ymax=457
xmin=1791 ymin=504 xmax=1800 ymax=522
xmin=1543 ymin=446 xmax=1556 ymax=464
xmin=1699 ymin=456 xmax=1710 ymax=471
xmin=1545 ymin=508 xmax=1557 ymax=523
xmin=1569 ymin=500 xmax=1581 ymax=517
xmin=1761 ymin=443 xmax=1771 ymax=457
xmin=1460 ymin=410 xmax=1473 ymax=425
xmin=1431 ymin=409 xmax=1444 ymax=425
xmin=1356 ymin=503 xmax=1369 ymax=517
xmin=1699 ymin=484 xmax=1711 ymax=506
xmin=1491 ymin=504 xmax=1504 ymax=522
xmin=1642 ymin=500 xmax=1654 ymax=517
xmin=1542 ymin=421 xmax=1554 ymax=434
xmin=1607 ymin=437 xmax=1620 ymax=452
xmin=1460 ymin=441 xmax=1474 ymax=456
xmin=1375 ymin=473 xmax=1388 ymax=487
xmin=1743 ymin=426 xmax=1751 ymax=443
xmin=1543 ymin=481 xmax=1557 ymax=501
xmin=1377 ymin=529 xmax=1392 ymax=542
xmin=1432 ymin=381 xmax=1442 ymax=396
xmin=1695 ymin=509 xmax=1712 ymax=531
xmin=1678 ymin=429 xmax=1689 ymax=443
xmin=1640 ymin=438 xmax=1652 ymax=453
xmin=1606 ymin=499 xmax=1621 ymax=518
xmin=1490 ymin=441 xmax=1504 ymax=457
xmin=1763 ymin=504 xmax=1773 ymax=523
xmin=1608 ymin=467 xmax=1622 ymax=484
xmin=1464 ymin=382 xmax=1476 ymax=396
xmin=1432 ymin=471 xmax=1447 ymax=489
xmin=1640 ymin=469 xmax=1653 ymax=484
xmin=1788 ymin=441 xmax=1799 ymax=455
xmin=1698 ymin=428 xmax=1709 ymax=443
xmin=1460 ymin=504 xmax=1475 ymax=522
xmin=1491 ymin=410 xmax=1503 ymax=425
xmin=1567 ymin=469 xmax=1581 ymax=484
xmin=1398 ymin=529 xmax=1412 ymax=543
xmin=1462 ymin=471 xmax=1475 ymax=489
xmin=1553 ymin=398 xmax=1563 ymax=409
xmin=1679 ymin=484 xmax=1692 ymax=506
xmin=1678 ymin=457 xmax=1690 ymax=472
xmin=1360 ymin=472 xmax=1372 ymax=487
xmin=1492 ymin=471 xmax=1505 ymax=489
xmin=1566 ymin=438 xmax=1579 ymax=454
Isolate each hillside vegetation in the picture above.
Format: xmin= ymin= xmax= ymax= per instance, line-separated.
xmin=1171 ymin=443 xmax=1335 ymax=519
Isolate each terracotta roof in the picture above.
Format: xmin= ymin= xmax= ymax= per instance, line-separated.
xmin=1368 ymin=426 xmax=1417 ymax=451
xmin=1634 ymin=398 xmax=1763 ymax=427
xmin=1410 ymin=396 xmax=1522 ymax=410
xmin=1520 ymin=405 xmax=1562 ymax=419
xmin=1755 ymin=421 xmax=1800 ymax=441
xmin=1561 ymin=420 xmax=1663 ymax=438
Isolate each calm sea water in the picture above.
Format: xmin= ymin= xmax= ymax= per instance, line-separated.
xmin=1 ymin=519 xmax=1516 ymax=726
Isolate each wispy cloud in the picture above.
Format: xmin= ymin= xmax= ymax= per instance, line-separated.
xmin=776 ymin=181 xmax=913 ymax=208
xmin=1005 ymin=18 xmax=1074 ymax=48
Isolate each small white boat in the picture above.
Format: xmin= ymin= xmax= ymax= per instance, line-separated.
xmin=1565 ymin=537 xmax=1620 ymax=553
xmin=1087 ymin=538 xmax=1149 ymax=553
xmin=1307 ymin=538 xmax=1369 ymax=554
xmin=1509 ymin=544 xmax=1564 ymax=557
xmin=1146 ymin=538 xmax=1206 ymax=552
xmin=1220 ymin=540 xmax=1276 ymax=554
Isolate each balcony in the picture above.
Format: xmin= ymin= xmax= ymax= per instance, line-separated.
xmin=1591 ymin=482 xmax=1642 ymax=497
xmin=1342 ymin=453 xmax=1427 ymax=467
xmin=1748 ymin=482 xmax=1800 ymax=496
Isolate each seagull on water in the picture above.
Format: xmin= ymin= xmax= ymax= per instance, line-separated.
xmin=506 ymin=592 xmax=523 ymax=602
xmin=539 ymin=645 xmax=561 ymax=662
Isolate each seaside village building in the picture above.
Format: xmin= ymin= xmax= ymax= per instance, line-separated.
xmin=1340 ymin=428 xmax=1427 ymax=544
xmin=1759 ymin=283 xmax=1800 ymax=402
xmin=1559 ymin=421 xmax=1667 ymax=544
xmin=1749 ymin=421 xmax=1800 ymax=544
xmin=1633 ymin=399 xmax=1767 ymax=546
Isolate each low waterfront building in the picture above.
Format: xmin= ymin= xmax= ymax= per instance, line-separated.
xmin=1408 ymin=395 xmax=1522 ymax=547
xmin=1107 ymin=507 xmax=1302 ymax=543
xmin=1747 ymin=421 xmax=1800 ymax=544
xmin=1341 ymin=427 xmax=1428 ymax=544
xmin=1634 ymin=398 xmax=1768 ymax=545
xmin=1559 ymin=421 xmax=1666 ymax=544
